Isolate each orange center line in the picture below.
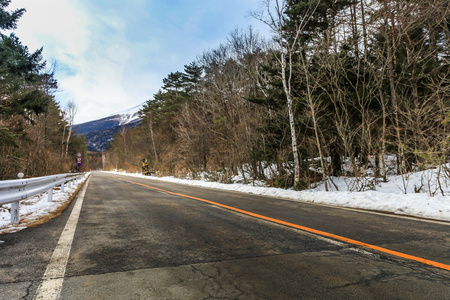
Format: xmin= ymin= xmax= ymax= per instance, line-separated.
xmin=113 ymin=176 xmax=450 ymax=272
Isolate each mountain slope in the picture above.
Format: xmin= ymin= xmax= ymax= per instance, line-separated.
xmin=73 ymin=103 xmax=144 ymax=152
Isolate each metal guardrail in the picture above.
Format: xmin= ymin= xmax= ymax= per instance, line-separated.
xmin=0 ymin=173 xmax=85 ymax=224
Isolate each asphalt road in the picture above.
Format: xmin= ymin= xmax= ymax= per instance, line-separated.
xmin=0 ymin=171 xmax=449 ymax=299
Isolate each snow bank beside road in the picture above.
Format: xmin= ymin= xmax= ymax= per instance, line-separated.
xmin=107 ymin=170 xmax=450 ymax=222
xmin=0 ymin=173 xmax=90 ymax=235
xmin=1 ymin=168 xmax=447 ymax=237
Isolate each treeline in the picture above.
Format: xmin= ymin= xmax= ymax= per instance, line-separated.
xmin=106 ymin=0 xmax=449 ymax=190
xmin=0 ymin=1 xmax=87 ymax=179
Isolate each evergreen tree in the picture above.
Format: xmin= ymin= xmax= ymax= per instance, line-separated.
xmin=182 ymin=62 xmax=203 ymax=94
xmin=0 ymin=0 xmax=25 ymax=33
xmin=162 ymin=71 xmax=185 ymax=93
xmin=0 ymin=34 xmax=49 ymax=120
xmin=0 ymin=1 xmax=50 ymax=122
xmin=0 ymin=1 xmax=73 ymax=179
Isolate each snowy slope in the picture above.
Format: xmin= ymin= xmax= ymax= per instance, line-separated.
xmin=73 ymin=102 xmax=145 ymax=151
xmin=108 ymin=102 xmax=144 ymax=126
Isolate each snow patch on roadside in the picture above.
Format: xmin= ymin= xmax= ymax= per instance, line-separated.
xmin=106 ymin=170 xmax=450 ymax=222
xmin=0 ymin=173 xmax=90 ymax=235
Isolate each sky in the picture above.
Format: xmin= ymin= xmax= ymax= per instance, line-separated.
xmin=7 ymin=0 xmax=271 ymax=124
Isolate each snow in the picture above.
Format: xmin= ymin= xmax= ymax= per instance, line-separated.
xmin=105 ymin=168 xmax=450 ymax=222
xmin=0 ymin=173 xmax=90 ymax=235
xmin=108 ymin=102 xmax=144 ymax=126
xmin=1 ymin=167 xmax=448 ymax=237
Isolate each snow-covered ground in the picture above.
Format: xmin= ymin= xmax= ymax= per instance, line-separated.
xmin=106 ymin=168 xmax=450 ymax=222
xmin=0 ymin=173 xmax=90 ymax=235
xmin=1 ymin=168 xmax=448 ymax=236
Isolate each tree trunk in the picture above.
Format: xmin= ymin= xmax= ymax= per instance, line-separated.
xmin=281 ymin=51 xmax=301 ymax=183
xmin=149 ymin=118 xmax=158 ymax=162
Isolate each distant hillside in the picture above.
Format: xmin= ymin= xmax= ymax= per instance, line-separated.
xmin=73 ymin=103 xmax=144 ymax=152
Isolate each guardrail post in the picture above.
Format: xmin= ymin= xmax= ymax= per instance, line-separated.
xmin=1 ymin=173 xmax=86 ymax=222
xmin=47 ymin=188 xmax=53 ymax=202
xmin=11 ymin=201 xmax=19 ymax=224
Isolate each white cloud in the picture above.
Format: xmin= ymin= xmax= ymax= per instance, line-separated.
xmin=8 ymin=0 xmax=143 ymax=123
xmin=7 ymin=0 xmax=271 ymax=124
xmin=10 ymin=0 xmax=91 ymax=56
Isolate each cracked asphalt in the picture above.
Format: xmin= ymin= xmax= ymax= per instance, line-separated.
xmin=0 ymin=171 xmax=449 ymax=299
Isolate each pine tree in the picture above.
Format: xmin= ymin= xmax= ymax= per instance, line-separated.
xmin=182 ymin=62 xmax=203 ymax=94
xmin=0 ymin=1 xmax=62 ymax=179
xmin=0 ymin=0 xmax=25 ymax=33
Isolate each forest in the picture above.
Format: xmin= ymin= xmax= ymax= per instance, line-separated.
xmin=0 ymin=1 xmax=89 ymax=180
xmin=105 ymin=0 xmax=449 ymax=191
xmin=2 ymin=0 xmax=448 ymax=189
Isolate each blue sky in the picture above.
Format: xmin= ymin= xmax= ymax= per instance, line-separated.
xmin=8 ymin=0 xmax=270 ymax=123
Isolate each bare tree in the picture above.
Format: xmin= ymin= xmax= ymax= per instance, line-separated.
xmin=63 ymin=100 xmax=77 ymax=159
xmin=252 ymin=0 xmax=320 ymax=185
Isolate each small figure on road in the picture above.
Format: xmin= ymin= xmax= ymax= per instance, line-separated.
xmin=142 ymin=158 xmax=150 ymax=176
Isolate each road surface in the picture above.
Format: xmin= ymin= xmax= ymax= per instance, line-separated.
xmin=1 ymin=172 xmax=449 ymax=299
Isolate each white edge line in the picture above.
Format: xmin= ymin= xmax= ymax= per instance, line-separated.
xmin=33 ymin=176 xmax=91 ymax=300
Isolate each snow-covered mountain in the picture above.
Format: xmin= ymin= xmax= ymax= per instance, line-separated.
xmin=107 ymin=102 xmax=143 ymax=126
xmin=73 ymin=102 xmax=145 ymax=152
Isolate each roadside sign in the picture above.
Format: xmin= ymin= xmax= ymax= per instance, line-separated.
xmin=76 ymin=152 xmax=82 ymax=169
